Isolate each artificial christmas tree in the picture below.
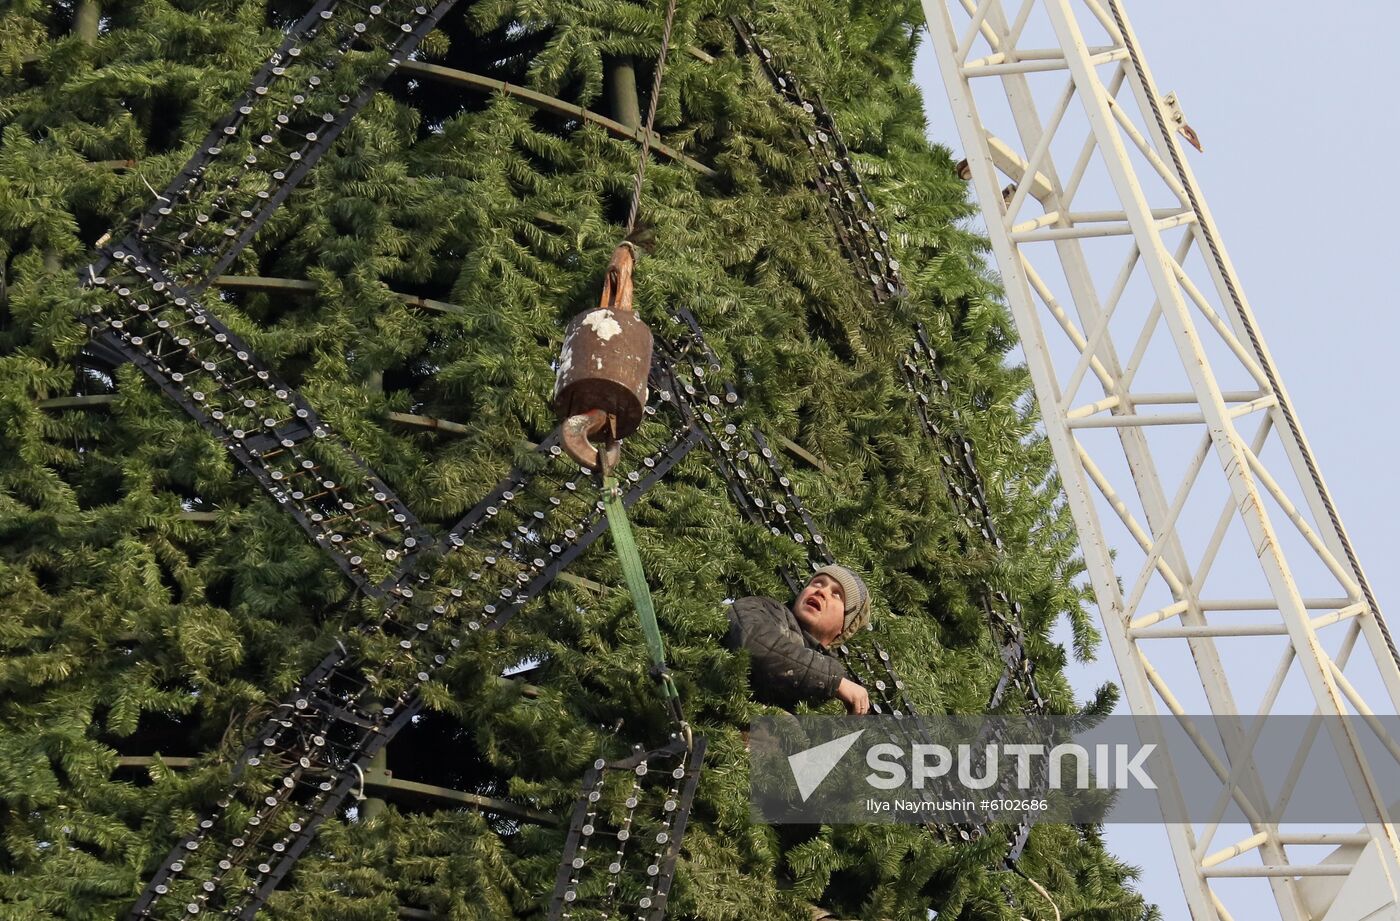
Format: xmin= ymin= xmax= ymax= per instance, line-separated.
xmin=0 ymin=1 xmax=1154 ymax=918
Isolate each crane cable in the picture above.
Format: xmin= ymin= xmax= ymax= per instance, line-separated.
xmin=1107 ymin=0 xmax=1400 ymax=675
xmin=623 ymin=0 xmax=681 ymax=236
xmin=601 ymin=0 xmax=690 ymax=746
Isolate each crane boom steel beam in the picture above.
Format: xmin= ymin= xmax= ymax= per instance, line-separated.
xmin=922 ymin=2 xmax=1400 ymax=919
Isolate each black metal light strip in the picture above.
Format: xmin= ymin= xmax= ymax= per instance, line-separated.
xmin=103 ymin=0 xmax=338 ymax=272
xmin=82 ymin=0 xmax=462 ymax=594
xmin=902 ymin=327 xmax=1048 ymax=714
xmin=836 ymin=641 xmax=919 ymax=717
xmin=901 ymin=329 xmax=1044 ymax=862
xmin=731 ymin=18 xmax=906 ymax=303
xmin=749 ymin=428 xmax=825 ymax=545
xmin=231 ymin=695 xmax=427 ymax=919
xmin=132 ymin=610 xmax=450 ymax=916
xmin=98 ymin=0 xmax=337 ymax=282
xmin=644 ymin=739 xmax=705 ymax=919
xmin=193 ymin=1 xmax=458 ymax=290
xmin=127 ymin=649 xmax=352 ymax=918
xmin=490 ymin=426 xmax=704 ymax=630
xmin=86 ymin=253 xmax=426 ymax=594
xmin=547 ymin=736 xmax=707 ymax=921
xmin=93 ymin=1 xmax=458 ymax=292
xmin=129 ymin=653 xmax=385 ymax=919
xmin=547 ymin=759 xmax=606 ymax=918
xmin=661 ymin=309 xmax=827 ymax=588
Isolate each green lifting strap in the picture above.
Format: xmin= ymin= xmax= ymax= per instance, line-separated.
xmin=601 ymin=473 xmax=687 ymax=732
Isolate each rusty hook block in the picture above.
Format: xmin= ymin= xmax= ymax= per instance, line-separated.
xmin=553 ymin=243 xmax=654 ymax=470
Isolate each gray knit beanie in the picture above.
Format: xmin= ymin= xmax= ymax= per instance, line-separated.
xmin=811 ymin=563 xmax=871 ymax=643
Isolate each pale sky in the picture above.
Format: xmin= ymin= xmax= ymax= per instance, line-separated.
xmin=914 ymin=3 xmax=1400 ymax=917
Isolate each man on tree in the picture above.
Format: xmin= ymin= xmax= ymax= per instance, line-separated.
xmin=726 ymin=564 xmax=873 ymax=714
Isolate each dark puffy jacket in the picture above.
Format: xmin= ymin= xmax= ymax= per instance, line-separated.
xmin=724 ymin=596 xmax=846 ymax=709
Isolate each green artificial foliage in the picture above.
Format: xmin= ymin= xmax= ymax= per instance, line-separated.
xmin=0 ymin=1 xmax=1156 ymax=919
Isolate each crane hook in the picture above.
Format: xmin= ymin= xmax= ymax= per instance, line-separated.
xmin=560 ymin=407 xmax=622 ymax=474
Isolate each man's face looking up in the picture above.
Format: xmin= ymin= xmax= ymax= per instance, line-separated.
xmin=792 ymin=573 xmax=846 ymax=647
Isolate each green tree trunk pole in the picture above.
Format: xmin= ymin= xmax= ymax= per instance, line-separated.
xmin=361 ymin=746 xmax=388 ymax=822
xmin=604 ymin=57 xmax=641 ymax=130
xmin=74 ymin=1 xmax=100 ymax=44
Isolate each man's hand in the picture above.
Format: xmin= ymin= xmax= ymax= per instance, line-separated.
xmin=836 ymin=678 xmax=870 ymax=715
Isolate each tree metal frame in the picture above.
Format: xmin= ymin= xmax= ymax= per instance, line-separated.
xmin=922 ymin=1 xmax=1400 ymax=919
xmin=93 ymin=0 xmax=458 ymax=291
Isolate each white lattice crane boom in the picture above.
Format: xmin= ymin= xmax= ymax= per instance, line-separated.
xmin=920 ymin=2 xmax=1400 ymax=919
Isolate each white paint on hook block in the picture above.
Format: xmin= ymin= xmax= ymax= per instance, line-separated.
xmin=582 ymin=309 xmax=622 ymax=341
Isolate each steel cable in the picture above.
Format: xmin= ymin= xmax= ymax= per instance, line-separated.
xmin=1106 ymin=0 xmax=1400 ymax=674
xmin=623 ymin=0 xmax=682 ymax=235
